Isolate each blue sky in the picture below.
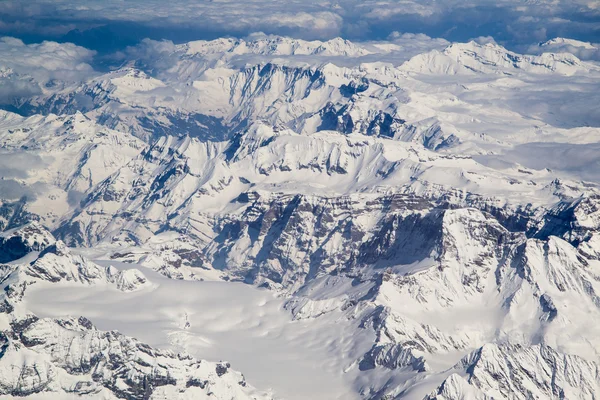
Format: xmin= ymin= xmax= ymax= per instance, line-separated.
xmin=1 ymin=0 xmax=599 ymax=54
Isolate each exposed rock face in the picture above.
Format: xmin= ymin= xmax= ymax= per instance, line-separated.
xmin=49 ymin=124 xmax=599 ymax=291
xmin=0 ymin=222 xmax=55 ymax=263
xmin=425 ymin=374 xmax=491 ymax=400
xmin=18 ymin=239 xmax=149 ymax=293
xmin=360 ymin=342 xmax=429 ymax=372
xmin=278 ymin=197 xmax=600 ymax=398
xmin=112 ymin=268 xmax=150 ymax=292
xmin=427 ymin=343 xmax=600 ymax=400
xmin=0 ymin=316 xmax=262 ymax=399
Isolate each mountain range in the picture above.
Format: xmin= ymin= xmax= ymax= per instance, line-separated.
xmin=0 ymin=35 xmax=599 ymax=399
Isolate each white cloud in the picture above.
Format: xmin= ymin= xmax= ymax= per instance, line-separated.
xmin=502 ymin=142 xmax=600 ymax=183
xmin=0 ymin=37 xmax=97 ymax=104
xmin=363 ymin=2 xmax=437 ymax=19
xmin=0 ymin=0 xmax=598 ymax=50
xmin=0 ymin=151 xmax=50 ymax=200
xmin=259 ymin=12 xmax=344 ymax=38
xmin=0 ymin=37 xmax=96 ymax=80
xmin=471 ymin=36 xmax=498 ymax=45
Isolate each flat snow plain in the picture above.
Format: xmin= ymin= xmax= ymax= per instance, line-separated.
xmin=26 ymin=258 xmax=374 ymax=400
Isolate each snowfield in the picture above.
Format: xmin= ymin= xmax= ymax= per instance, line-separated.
xmin=27 ymin=257 xmax=372 ymax=400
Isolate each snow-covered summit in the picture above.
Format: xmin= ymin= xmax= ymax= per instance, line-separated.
xmin=0 ymin=221 xmax=55 ymax=262
xmin=401 ymin=40 xmax=594 ymax=75
xmin=540 ymin=37 xmax=597 ymax=50
xmin=182 ymin=36 xmax=373 ymax=58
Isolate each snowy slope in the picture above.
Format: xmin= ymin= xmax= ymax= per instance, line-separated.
xmin=0 ymin=110 xmax=145 ymax=230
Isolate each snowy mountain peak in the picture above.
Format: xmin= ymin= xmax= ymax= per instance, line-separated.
xmin=0 ymin=222 xmax=55 ymax=262
xmin=540 ymin=37 xmax=597 ymax=50
xmin=401 ymin=40 xmax=592 ymax=75
xmin=182 ymin=36 xmax=373 ymax=58
xmin=428 ymin=343 xmax=600 ymax=399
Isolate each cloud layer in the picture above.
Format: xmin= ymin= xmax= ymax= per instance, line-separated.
xmin=528 ymin=38 xmax=600 ymax=60
xmin=0 ymin=37 xmax=95 ymax=105
xmin=0 ymin=0 xmax=598 ymax=53
xmin=0 ymin=37 xmax=96 ymax=103
xmin=0 ymin=37 xmax=95 ymax=78
xmin=0 ymin=151 xmax=50 ymax=200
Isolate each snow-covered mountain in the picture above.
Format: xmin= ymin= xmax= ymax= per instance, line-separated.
xmin=1 ymin=35 xmax=600 ymax=399
xmin=401 ymin=41 xmax=592 ymax=76
xmin=0 ymin=110 xmax=145 ymax=230
xmin=181 ymin=36 xmax=374 ymax=58
xmin=10 ymin=39 xmax=600 ymax=145
xmin=0 ymin=227 xmax=271 ymax=399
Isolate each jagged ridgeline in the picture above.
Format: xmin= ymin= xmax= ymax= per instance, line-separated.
xmin=0 ymin=35 xmax=600 ymax=399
